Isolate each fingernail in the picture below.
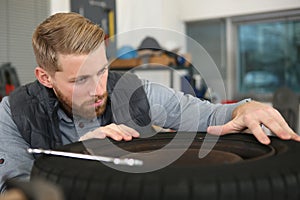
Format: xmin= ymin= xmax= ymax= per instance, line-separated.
xmin=262 ymin=138 xmax=270 ymax=144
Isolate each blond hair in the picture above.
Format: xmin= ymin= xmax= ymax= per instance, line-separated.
xmin=32 ymin=12 xmax=105 ymax=73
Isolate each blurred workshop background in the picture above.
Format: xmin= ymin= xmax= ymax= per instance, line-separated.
xmin=0 ymin=0 xmax=299 ymax=132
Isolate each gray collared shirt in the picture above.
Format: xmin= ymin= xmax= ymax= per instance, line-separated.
xmin=0 ymin=79 xmax=245 ymax=191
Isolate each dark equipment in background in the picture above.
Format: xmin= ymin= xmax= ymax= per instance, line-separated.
xmin=0 ymin=63 xmax=20 ymax=101
xmin=272 ymin=86 xmax=299 ymax=132
xmin=71 ymin=0 xmax=117 ymax=59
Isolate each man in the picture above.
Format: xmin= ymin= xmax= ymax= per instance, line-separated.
xmin=0 ymin=12 xmax=299 ymax=192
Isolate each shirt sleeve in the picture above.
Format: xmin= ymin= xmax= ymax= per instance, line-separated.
xmin=142 ymin=79 xmax=249 ymax=132
xmin=0 ymin=97 xmax=34 ymax=193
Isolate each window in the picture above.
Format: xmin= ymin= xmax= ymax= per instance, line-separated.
xmin=237 ymin=15 xmax=300 ymax=94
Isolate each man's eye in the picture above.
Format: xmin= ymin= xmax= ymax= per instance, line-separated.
xmin=74 ymin=77 xmax=87 ymax=84
xmin=98 ymin=67 xmax=108 ymax=76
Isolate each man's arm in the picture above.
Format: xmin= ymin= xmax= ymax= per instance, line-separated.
xmin=143 ymin=80 xmax=300 ymax=144
xmin=0 ymin=97 xmax=34 ymax=192
xmin=142 ymin=80 xmax=242 ymax=132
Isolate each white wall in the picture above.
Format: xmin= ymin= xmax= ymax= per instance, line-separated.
xmin=116 ymin=0 xmax=186 ymax=52
xmin=116 ymin=0 xmax=300 ymax=52
xmin=180 ymin=0 xmax=300 ymax=21
xmin=50 ymin=0 xmax=70 ymax=15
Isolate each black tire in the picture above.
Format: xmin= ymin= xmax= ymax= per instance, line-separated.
xmin=31 ymin=132 xmax=300 ymax=200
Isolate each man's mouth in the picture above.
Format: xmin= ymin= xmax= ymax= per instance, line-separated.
xmin=90 ymin=99 xmax=103 ymax=107
xmin=83 ymin=92 xmax=108 ymax=109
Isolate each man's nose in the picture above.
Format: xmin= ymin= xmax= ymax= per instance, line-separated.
xmin=89 ymin=78 xmax=104 ymax=96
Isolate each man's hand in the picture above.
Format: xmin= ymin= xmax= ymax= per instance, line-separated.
xmin=79 ymin=123 xmax=140 ymax=141
xmin=207 ymin=100 xmax=300 ymax=145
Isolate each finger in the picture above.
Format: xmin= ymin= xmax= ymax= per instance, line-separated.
xmin=104 ymin=126 xmax=125 ymax=141
xmin=251 ymin=108 xmax=300 ymax=142
xmin=106 ymin=124 xmax=139 ymax=141
xmin=79 ymin=130 xmax=106 ymax=141
xmin=208 ymin=121 xmax=271 ymax=145
xmin=207 ymin=121 xmax=237 ymax=136
xmin=105 ymin=124 xmax=132 ymax=141
xmin=80 ymin=127 xmax=125 ymax=141
xmin=273 ymin=117 xmax=299 ymax=140
xmin=245 ymin=119 xmax=270 ymax=145
xmin=259 ymin=109 xmax=292 ymax=140
xmin=291 ymin=132 xmax=300 ymax=142
xmin=107 ymin=124 xmax=140 ymax=141
xmin=118 ymin=124 xmax=140 ymax=138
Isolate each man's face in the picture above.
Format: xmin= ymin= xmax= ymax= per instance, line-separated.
xmin=51 ymin=45 xmax=109 ymax=119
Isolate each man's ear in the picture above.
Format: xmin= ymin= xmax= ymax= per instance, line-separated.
xmin=35 ymin=67 xmax=53 ymax=88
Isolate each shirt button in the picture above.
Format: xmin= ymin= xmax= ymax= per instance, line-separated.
xmin=79 ymin=122 xmax=85 ymax=128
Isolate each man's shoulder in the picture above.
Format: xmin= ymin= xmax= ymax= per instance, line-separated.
xmin=10 ymin=81 xmax=52 ymax=104
xmin=0 ymin=96 xmax=11 ymax=111
xmin=0 ymin=96 xmax=14 ymax=126
xmin=10 ymin=81 xmax=40 ymax=96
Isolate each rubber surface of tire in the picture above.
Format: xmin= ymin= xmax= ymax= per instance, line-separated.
xmin=31 ymin=133 xmax=300 ymax=200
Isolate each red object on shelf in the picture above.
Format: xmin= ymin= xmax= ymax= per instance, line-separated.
xmin=221 ymin=100 xmax=238 ymax=104
xmin=5 ymin=84 xmax=15 ymax=95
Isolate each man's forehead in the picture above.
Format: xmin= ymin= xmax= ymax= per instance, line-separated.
xmin=57 ymin=46 xmax=107 ymax=72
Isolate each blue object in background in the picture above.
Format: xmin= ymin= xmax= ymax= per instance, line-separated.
xmin=116 ymin=45 xmax=138 ymax=59
xmin=176 ymin=55 xmax=186 ymax=65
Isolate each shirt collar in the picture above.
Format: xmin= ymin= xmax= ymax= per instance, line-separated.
xmin=57 ymin=107 xmax=99 ymax=123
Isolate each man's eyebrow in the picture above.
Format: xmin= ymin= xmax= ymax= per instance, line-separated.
xmin=68 ymin=63 xmax=109 ymax=82
xmin=102 ymin=63 xmax=109 ymax=69
xmin=97 ymin=63 xmax=109 ymax=73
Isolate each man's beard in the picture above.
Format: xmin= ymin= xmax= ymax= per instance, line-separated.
xmin=54 ymin=87 xmax=108 ymax=119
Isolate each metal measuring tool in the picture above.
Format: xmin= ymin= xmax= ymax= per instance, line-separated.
xmin=27 ymin=148 xmax=143 ymax=166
